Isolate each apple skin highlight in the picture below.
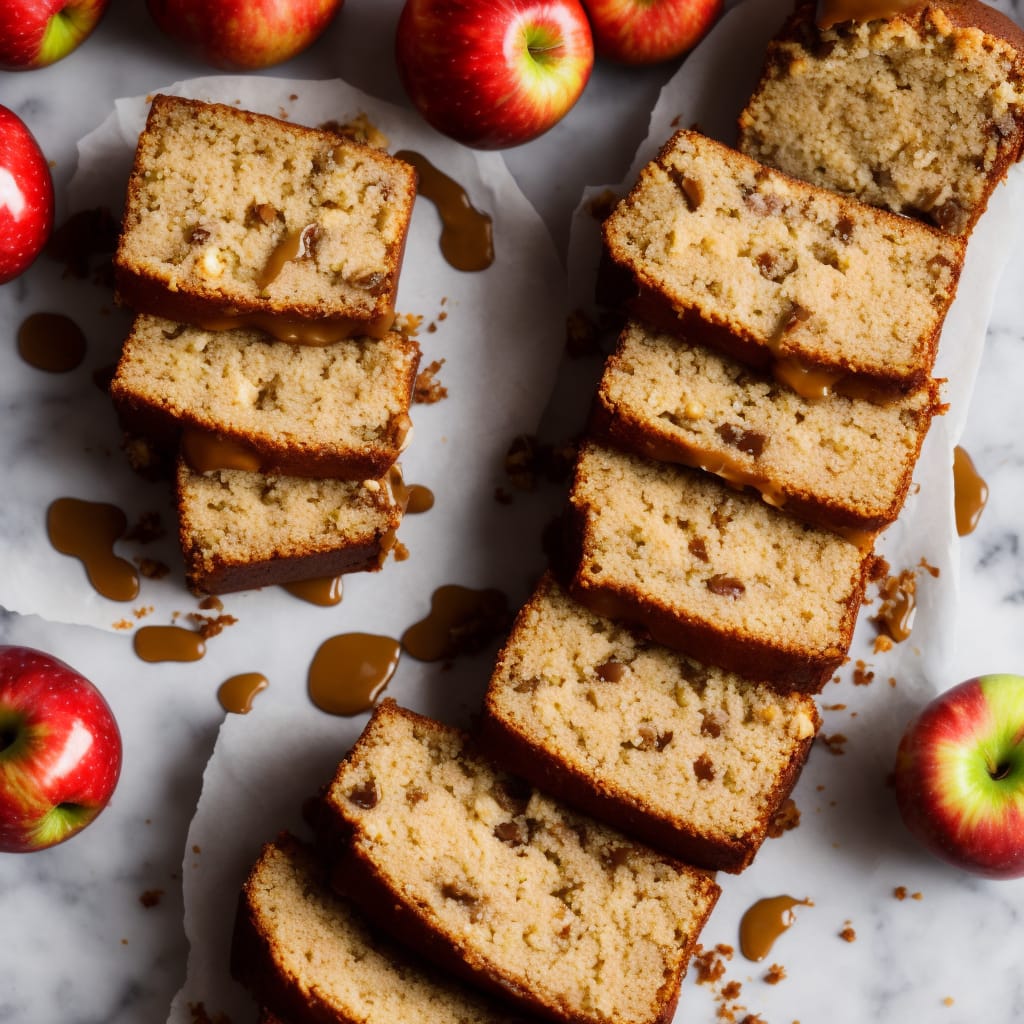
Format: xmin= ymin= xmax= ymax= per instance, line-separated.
xmin=894 ymin=674 xmax=1024 ymax=880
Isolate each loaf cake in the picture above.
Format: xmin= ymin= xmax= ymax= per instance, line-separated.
xmin=482 ymin=575 xmax=820 ymax=872
xmin=590 ymin=319 xmax=944 ymax=533
xmin=317 ymin=700 xmax=720 ymax=1024
xmin=561 ymin=442 xmax=876 ymax=692
xmin=601 ymin=129 xmax=965 ymax=390
xmin=738 ymin=0 xmax=1024 ymax=237
xmin=176 ymin=461 xmax=405 ymax=594
xmin=231 ymin=833 xmax=528 ymax=1024
xmin=110 ymin=314 xmax=420 ymax=479
xmin=114 ymin=95 xmax=417 ymax=343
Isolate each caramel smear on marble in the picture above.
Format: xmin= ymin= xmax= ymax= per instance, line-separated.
xmin=953 ymin=446 xmax=988 ymax=537
xmin=47 ymin=498 xmax=140 ymax=601
xmin=401 ymin=585 xmax=509 ymax=662
xmin=218 ymin=672 xmax=269 ymax=714
xmin=739 ymin=895 xmax=813 ymax=962
xmin=17 ymin=313 xmax=87 ymax=372
xmin=308 ymin=633 xmax=401 ymax=716
xmin=873 ymin=568 xmax=918 ymax=642
xmin=394 ymin=150 xmax=494 ymax=271
xmin=405 ymin=484 xmax=435 ymax=514
xmin=283 ymin=575 xmax=344 ymax=607
xmin=133 ymin=625 xmax=206 ymax=663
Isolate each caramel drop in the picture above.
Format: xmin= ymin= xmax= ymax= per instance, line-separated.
xmin=218 ymin=672 xmax=269 ymax=714
xmin=133 ymin=626 xmax=206 ymax=663
xmin=739 ymin=895 xmax=813 ymax=962
xmin=401 ymin=585 xmax=509 ymax=662
xmin=308 ymin=633 xmax=401 ymax=716
xmin=46 ymin=498 xmax=140 ymax=602
xmin=283 ymin=575 xmax=344 ymax=607
xmin=953 ymin=446 xmax=989 ymax=537
xmin=17 ymin=313 xmax=87 ymax=372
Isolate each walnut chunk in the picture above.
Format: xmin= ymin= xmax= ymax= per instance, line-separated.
xmin=834 ymin=216 xmax=854 ymax=243
xmin=688 ymin=536 xmax=710 ymax=562
xmin=513 ymin=676 xmax=542 ymax=694
xmin=188 ymin=225 xmax=211 ymax=245
xmin=440 ymin=881 xmax=486 ymax=922
xmin=493 ymin=821 xmax=528 ymax=847
xmin=492 ymin=777 xmax=532 ymax=816
xmin=931 ymin=199 xmax=966 ymax=234
xmin=716 ymin=422 xmax=766 ymax=457
xmin=595 ymin=658 xmax=626 ymax=682
xmin=347 ymin=778 xmax=379 ymax=809
xmin=625 ymin=724 xmax=674 ymax=752
xmin=693 ymin=754 xmax=716 ymax=781
xmin=700 ymin=708 xmax=726 ymax=738
xmin=706 ymin=574 xmax=745 ymax=598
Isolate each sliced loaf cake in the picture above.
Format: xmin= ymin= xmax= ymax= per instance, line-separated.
xmin=176 ymin=461 xmax=405 ymax=594
xmin=111 ymin=314 xmax=419 ymax=479
xmin=601 ymin=129 xmax=964 ymax=391
xmin=317 ymin=700 xmax=720 ymax=1024
xmin=483 ymin=575 xmax=820 ymax=872
xmin=115 ymin=95 xmax=417 ymax=342
xmin=231 ymin=833 xmax=528 ymax=1024
xmin=590 ymin=319 xmax=944 ymax=533
xmin=738 ymin=0 xmax=1024 ymax=236
xmin=561 ymin=443 xmax=876 ymax=692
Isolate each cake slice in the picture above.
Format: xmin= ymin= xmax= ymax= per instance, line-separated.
xmin=562 ymin=443 xmax=876 ymax=693
xmin=590 ymin=320 xmax=944 ymax=533
xmin=176 ymin=461 xmax=405 ymax=595
xmin=114 ymin=95 xmax=417 ymax=342
xmin=601 ymin=129 xmax=964 ymax=391
xmin=738 ymin=0 xmax=1024 ymax=236
xmin=231 ymin=833 xmax=529 ymax=1024
xmin=317 ymin=701 xmax=720 ymax=1024
xmin=111 ymin=315 xmax=420 ymax=479
xmin=482 ymin=575 xmax=820 ymax=873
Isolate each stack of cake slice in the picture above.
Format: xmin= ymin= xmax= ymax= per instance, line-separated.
xmin=110 ymin=94 xmax=420 ymax=594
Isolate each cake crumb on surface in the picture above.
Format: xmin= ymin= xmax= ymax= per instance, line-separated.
xmin=764 ymin=963 xmax=786 ymax=985
xmin=839 ymin=922 xmax=856 ymax=942
xmin=413 ymin=358 xmax=448 ymax=404
xmin=767 ymin=798 xmax=801 ymax=838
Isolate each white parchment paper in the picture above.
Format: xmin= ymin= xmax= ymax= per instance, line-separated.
xmin=172 ymin=3 xmax=1024 ymax=1021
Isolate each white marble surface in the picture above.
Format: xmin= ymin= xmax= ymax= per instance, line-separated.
xmin=2 ymin=1 xmax=1024 ymax=1023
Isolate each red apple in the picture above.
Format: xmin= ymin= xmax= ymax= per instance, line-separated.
xmin=580 ymin=0 xmax=722 ymax=64
xmin=0 ymin=0 xmax=109 ymax=70
xmin=0 ymin=105 xmax=54 ymax=285
xmin=894 ymin=674 xmax=1024 ymax=879
xmin=396 ymin=0 xmax=594 ymax=149
xmin=146 ymin=0 xmax=344 ymax=70
xmin=0 ymin=646 xmax=122 ymax=853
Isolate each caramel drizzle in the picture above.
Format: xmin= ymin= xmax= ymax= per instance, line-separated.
xmin=283 ymin=575 xmax=344 ymax=606
xmin=181 ymin=428 xmax=262 ymax=473
xmin=308 ymin=633 xmax=401 ymax=716
xmin=196 ymin=309 xmax=396 ymax=345
xmin=133 ymin=625 xmax=206 ymax=663
xmin=256 ymin=223 xmax=319 ymax=290
xmin=218 ymin=672 xmax=269 ymax=714
xmin=773 ymin=357 xmax=843 ymax=400
xmin=46 ymin=497 xmax=140 ymax=602
xmin=816 ymin=0 xmax=920 ymax=30
xmin=953 ymin=446 xmax=988 ymax=537
xmin=17 ymin=313 xmax=87 ymax=373
xmin=739 ymin=895 xmax=813 ymax=961
xmin=394 ymin=150 xmax=495 ymax=272
xmin=405 ymin=484 xmax=435 ymax=515
xmin=401 ymin=584 xmax=509 ymax=662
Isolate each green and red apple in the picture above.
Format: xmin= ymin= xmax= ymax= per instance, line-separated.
xmin=580 ymin=0 xmax=721 ymax=64
xmin=0 ymin=646 xmax=122 ymax=853
xmin=0 ymin=105 xmax=54 ymax=285
xmin=894 ymin=673 xmax=1024 ymax=879
xmin=146 ymin=0 xmax=343 ymax=70
xmin=0 ymin=0 xmax=109 ymax=70
xmin=395 ymin=0 xmax=594 ymax=149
